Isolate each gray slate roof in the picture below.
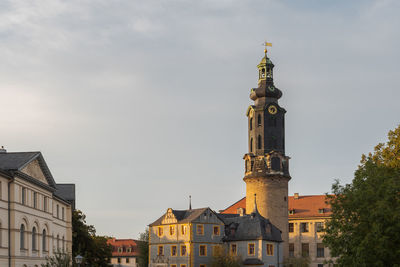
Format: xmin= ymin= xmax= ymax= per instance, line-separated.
xmin=0 ymin=151 xmax=57 ymax=189
xmin=0 ymin=152 xmax=40 ymax=170
xmin=149 ymin=208 xmax=211 ymax=226
xmin=222 ymin=210 xmax=282 ymax=242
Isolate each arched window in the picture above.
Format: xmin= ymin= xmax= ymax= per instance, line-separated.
xmin=250 ymin=138 xmax=253 ymax=152
xmin=62 ymin=236 xmax=65 ymax=251
xmin=32 ymin=227 xmax=37 ymax=250
xmin=0 ymin=222 xmax=2 ymax=246
xmin=42 ymin=229 xmax=47 ymax=251
xmin=20 ymin=224 xmax=25 ymax=250
xmin=57 ymin=234 xmax=60 ymax=251
xmin=249 ymin=118 xmax=253 ymax=130
xmin=271 ymin=157 xmax=281 ymax=171
xmin=258 ymin=135 xmax=262 ymax=149
xmin=257 ymin=114 xmax=262 ymax=126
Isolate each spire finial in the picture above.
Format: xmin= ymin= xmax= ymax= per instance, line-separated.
xmin=189 ymin=195 xmax=192 ymax=210
xmin=262 ymin=41 xmax=272 ymax=55
xmin=253 ymin=193 xmax=258 ymax=213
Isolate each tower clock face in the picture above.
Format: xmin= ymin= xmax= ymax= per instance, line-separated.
xmin=268 ymin=86 xmax=275 ymax=92
xmin=268 ymin=105 xmax=277 ymax=115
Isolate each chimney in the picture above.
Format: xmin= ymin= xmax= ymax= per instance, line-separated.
xmin=294 ymin=193 xmax=299 ymax=199
xmin=0 ymin=146 xmax=6 ymax=153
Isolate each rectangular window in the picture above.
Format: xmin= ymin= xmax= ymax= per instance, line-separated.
xmin=56 ymin=204 xmax=59 ymax=218
xmin=33 ymin=192 xmax=37 ymax=208
xmin=316 ymin=222 xmax=324 ymax=232
xmin=44 ymin=196 xmax=48 ymax=212
xmin=180 ymin=265 xmax=187 ymax=267
xmin=21 ymin=187 xmax=26 ymax=205
xmin=300 ymin=222 xmax=309 ymax=233
xmin=199 ymin=245 xmax=207 ymax=256
xmin=171 ymin=245 xmax=177 ymax=256
xmin=158 ymin=245 xmax=164 ymax=256
xmin=197 ymin=224 xmax=204 ymax=235
xmin=288 ymin=223 xmax=294 ymax=233
xmin=171 ymin=265 xmax=177 ymax=267
xmin=301 ymin=243 xmax=309 ymax=257
xmin=200 ymin=265 xmax=206 ymax=267
xmin=289 ymin=243 xmax=294 ymax=258
xmin=213 ymin=226 xmax=220 ymax=236
xmin=62 ymin=207 xmax=65 ymax=220
xmin=158 ymin=227 xmax=164 ymax=237
xmin=248 ymin=243 xmax=255 ymax=256
xmin=181 ymin=225 xmax=187 ymax=235
xmin=317 ymin=243 xmax=325 ymax=258
xmin=170 ymin=225 xmax=175 ymax=235
xmin=266 ymin=243 xmax=274 ymax=256
xmin=230 ymin=244 xmax=237 ymax=255
xmin=181 ymin=245 xmax=187 ymax=256
xmin=118 ymin=258 xmax=121 ymax=263
xmin=317 ymin=264 xmax=324 ymax=267
xmin=0 ymin=181 xmax=2 ymax=200
xmin=126 ymin=258 xmax=130 ymax=263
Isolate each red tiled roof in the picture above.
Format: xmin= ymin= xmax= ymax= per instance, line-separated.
xmin=220 ymin=194 xmax=332 ymax=218
xmin=107 ymin=238 xmax=140 ymax=257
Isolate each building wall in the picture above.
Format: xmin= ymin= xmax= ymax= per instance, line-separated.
xmin=110 ymin=256 xmax=137 ymax=267
xmin=289 ymin=218 xmax=331 ymax=267
xmin=0 ymin=173 xmax=73 ymax=267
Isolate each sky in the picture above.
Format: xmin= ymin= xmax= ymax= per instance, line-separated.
xmin=0 ymin=0 xmax=399 ymax=239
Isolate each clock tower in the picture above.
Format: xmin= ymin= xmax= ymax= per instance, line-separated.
xmin=244 ymin=47 xmax=291 ymax=258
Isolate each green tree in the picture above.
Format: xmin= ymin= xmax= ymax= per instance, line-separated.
xmin=283 ymin=256 xmax=310 ymax=267
xmin=137 ymin=228 xmax=149 ymax=267
xmin=41 ymin=250 xmax=72 ymax=267
xmin=72 ymin=210 xmax=112 ymax=267
xmin=323 ymin=125 xmax=400 ymax=267
xmin=210 ymin=246 xmax=241 ymax=267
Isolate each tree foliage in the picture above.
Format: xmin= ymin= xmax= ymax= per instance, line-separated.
xmin=210 ymin=246 xmax=241 ymax=267
xmin=72 ymin=210 xmax=112 ymax=267
xmin=323 ymin=125 xmax=400 ymax=267
xmin=137 ymin=228 xmax=149 ymax=267
xmin=41 ymin=251 xmax=72 ymax=267
xmin=283 ymin=256 xmax=310 ymax=267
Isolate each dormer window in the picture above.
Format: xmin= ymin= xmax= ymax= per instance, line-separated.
xmin=318 ymin=208 xmax=324 ymax=214
xmin=289 ymin=209 xmax=295 ymax=215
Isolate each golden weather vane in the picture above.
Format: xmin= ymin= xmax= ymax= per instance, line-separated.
xmin=263 ymin=41 xmax=272 ymax=55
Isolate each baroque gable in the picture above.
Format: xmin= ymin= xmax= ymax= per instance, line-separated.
xmin=161 ymin=208 xmax=178 ymax=224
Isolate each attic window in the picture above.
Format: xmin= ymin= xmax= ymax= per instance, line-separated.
xmin=318 ymin=208 xmax=324 ymax=214
xmin=289 ymin=209 xmax=295 ymax=215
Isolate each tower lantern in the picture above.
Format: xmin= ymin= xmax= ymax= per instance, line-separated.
xmin=244 ymin=46 xmax=291 ymax=258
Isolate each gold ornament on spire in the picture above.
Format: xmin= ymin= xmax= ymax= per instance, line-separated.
xmin=263 ymin=41 xmax=272 ymax=55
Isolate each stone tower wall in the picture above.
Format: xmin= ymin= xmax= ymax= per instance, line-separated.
xmin=245 ymin=176 xmax=289 ymax=259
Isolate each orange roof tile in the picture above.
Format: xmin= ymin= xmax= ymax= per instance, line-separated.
xmin=107 ymin=238 xmax=140 ymax=257
xmin=220 ymin=194 xmax=332 ymax=218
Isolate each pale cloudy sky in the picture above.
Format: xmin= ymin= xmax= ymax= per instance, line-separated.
xmin=0 ymin=0 xmax=399 ymax=238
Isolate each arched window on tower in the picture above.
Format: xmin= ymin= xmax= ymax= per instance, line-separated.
xmin=258 ymin=135 xmax=262 ymax=149
xmin=249 ymin=118 xmax=253 ymax=130
xmin=271 ymin=157 xmax=281 ymax=171
xmin=257 ymin=114 xmax=262 ymax=126
xmin=261 ymin=68 xmax=265 ymax=78
xmin=250 ymin=138 xmax=253 ymax=152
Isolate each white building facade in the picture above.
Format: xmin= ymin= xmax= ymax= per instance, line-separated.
xmin=0 ymin=150 xmax=74 ymax=267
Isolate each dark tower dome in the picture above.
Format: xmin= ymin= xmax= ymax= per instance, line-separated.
xmin=250 ymin=54 xmax=283 ymax=101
